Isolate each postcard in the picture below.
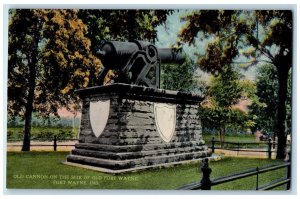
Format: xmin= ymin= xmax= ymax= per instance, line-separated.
xmin=5 ymin=7 xmax=293 ymax=191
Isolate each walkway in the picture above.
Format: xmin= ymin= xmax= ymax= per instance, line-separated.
xmin=214 ymin=148 xmax=276 ymax=159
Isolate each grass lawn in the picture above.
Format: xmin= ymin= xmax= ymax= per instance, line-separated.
xmin=202 ymin=133 xmax=270 ymax=149
xmin=202 ymin=133 xmax=257 ymax=143
xmin=6 ymin=152 xmax=287 ymax=190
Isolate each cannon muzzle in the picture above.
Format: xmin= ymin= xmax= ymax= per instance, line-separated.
xmin=158 ymin=48 xmax=185 ymax=65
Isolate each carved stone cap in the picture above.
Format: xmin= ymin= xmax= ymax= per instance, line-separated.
xmin=76 ymin=83 xmax=204 ymax=104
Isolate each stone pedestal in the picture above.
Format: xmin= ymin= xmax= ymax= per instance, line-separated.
xmin=66 ymin=83 xmax=211 ymax=173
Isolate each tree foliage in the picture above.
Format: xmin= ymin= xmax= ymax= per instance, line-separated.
xmin=249 ymin=64 xmax=292 ymax=134
xmin=208 ymin=66 xmax=243 ymax=107
xmin=179 ymin=10 xmax=292 ymax=159
xmin=8 ymin=9 xmax=101 ymax=117
xmin=8 ymin=9 xmax=102 ymax=150
xmin=160 ymin=58 xmax=206 ymax=93
xmin=78 ymin=10 xmax=172 ymax=44
xmin=199 ymin=66 xmax=253 ymax=144
xmin=199 ymin=106 xmax=250 ymax=133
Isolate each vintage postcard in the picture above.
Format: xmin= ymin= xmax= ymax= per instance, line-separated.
xmin=5 ymin=7 xmax=294 ymax=192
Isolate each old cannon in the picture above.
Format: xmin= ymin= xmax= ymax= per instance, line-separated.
xmin=65 ymin=40 xmax=212 ymax=173
xmin=94 ymin=40 xmax=185 ymax=88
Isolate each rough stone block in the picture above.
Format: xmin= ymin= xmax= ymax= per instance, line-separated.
xmin=66 ymin=83 xmax=211 ymax=173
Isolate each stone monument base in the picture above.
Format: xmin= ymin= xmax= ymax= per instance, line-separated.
xmin=64 ymin=154 xmax=221 ymax=174
xmin=66 ymin=84 xmax=212 ymax=173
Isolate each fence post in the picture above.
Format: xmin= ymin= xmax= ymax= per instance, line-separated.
xmin=211 ymin=137 xmax=215 ymax=153
xmin=286 ymin=151 xmax=291 ymax=190
xmin=268 ymin=138 xmax=272 ymax=159
xmin=256 ymin=167 xmax=259 ymax=190
xmin=200 ymin=158 xmax=212 ymax=190
xmin=53 ymin=135 xmax=57 ymax=151
xmin=272 ymin=138 xmax=276 ymax=149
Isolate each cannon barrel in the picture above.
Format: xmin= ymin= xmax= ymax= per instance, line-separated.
xmin=96 ymin=41 xmax=185 ymax=68
xmin=157 ymin=48 xmax=185 ymax=65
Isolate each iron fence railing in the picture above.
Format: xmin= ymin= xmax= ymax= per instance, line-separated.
xmin=7 ymin=136 xmax=77 ymax=151
xmin=177 ymin=155 xmax=291 ymax=190
xmin=209 ymin=137 xmax=291 ymax=159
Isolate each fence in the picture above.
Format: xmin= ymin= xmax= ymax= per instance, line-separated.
xmin=7 ymin=136 xmax=77 ymax=151
xmin=8 ymin=136 xmax=289 ymax=158
xmin=177 ymin=156 xmax=291 ymax=190
xmin=210 ymin=137 xmax=277 ymax=159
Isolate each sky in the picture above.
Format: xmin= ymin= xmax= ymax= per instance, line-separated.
xmin=155 ymin=10 xmax=257 ymax=81
xmin=156 ymin=10 xmax=211 ymax=83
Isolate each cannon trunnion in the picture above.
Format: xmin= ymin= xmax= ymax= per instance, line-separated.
xmin=95 ymin=40 xmax=185 ymax=88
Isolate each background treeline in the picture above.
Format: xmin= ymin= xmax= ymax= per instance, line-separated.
xmin=7 ymin=115 xmax=80 ymax=140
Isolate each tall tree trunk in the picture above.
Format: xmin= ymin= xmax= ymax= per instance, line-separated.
xmin=21 ymin=62 xmax=36 ymax=151
xmin=275 ymin=66 xmax=289 ymax=159
xmin=21 ymin=77 xmax=35 ymax=151
xmin=21 ymin=28 xmax=39 ymax=151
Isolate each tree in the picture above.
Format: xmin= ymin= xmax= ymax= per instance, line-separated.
xmin=179 ymin=10 xmax=292 ymax=159
xmin=8 ymin=9 xmax=102 ymax=151
xmin=78 ymin=10 xmax=172 ymax=44
xmin=160 ymin=58 xmax=207 ymax=93
xmin=249 ymin=64 xmax=292 ymax=138
xmin=199 ymin=66 xmax=251 ymax=146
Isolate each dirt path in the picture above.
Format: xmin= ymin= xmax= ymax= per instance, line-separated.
xmin=214 ymin=148 xmax=276 ymax=159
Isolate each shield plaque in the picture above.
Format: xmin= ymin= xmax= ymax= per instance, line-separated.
xmin=154 ymin=103 xmax=176 ymax=142
xmin=89 ymin=100 xmax=110 ymax=137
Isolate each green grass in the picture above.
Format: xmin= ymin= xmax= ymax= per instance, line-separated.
xmin=202 ymin=133 xmax=257 ymax=143
xmin=202 ymin=134 xmax=269 ymax=149
xmin=7 ymin=127 xmax=79 ymax=140
xmin=6 ymin=152 xmax=287 ymax=190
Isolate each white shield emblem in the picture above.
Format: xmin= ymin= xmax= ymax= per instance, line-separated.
xmin=154 ymin=103 xmax=176 ymax=142
xmin=89 ymin=100 xmax=110 ymax=137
